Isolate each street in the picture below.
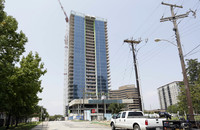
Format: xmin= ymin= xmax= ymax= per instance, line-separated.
xmin=31 ymin=121 xmax=111 ymax=130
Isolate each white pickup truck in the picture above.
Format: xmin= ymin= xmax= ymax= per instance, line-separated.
xmin=110 ymin=111 xmax=166 ymax=130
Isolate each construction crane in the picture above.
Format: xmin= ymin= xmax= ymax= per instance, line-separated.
xmin=57 ymin=0 xmax=69 ymax=117
xmin=57 ymin=0 xmax=68 ymax=23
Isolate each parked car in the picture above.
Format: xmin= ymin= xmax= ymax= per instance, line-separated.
xmin=110 ymin=111 xmax=166 ymax=130
xmin=158 ymin=112 xmax=171 ymax=120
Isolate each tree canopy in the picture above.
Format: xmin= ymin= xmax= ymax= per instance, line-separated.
xmin=167 ymin=104 xmax=179 ymax=114
xmin=178 ymin=59 xmax=200 ymax=114
xmin=108 ymin=103 xmax=125 ymax=114
xmin=0 ymin=0 xmax=47 ymax=128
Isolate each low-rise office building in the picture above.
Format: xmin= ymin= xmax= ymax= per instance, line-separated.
xmin=109 ymin=84 xmax=140 ymax=110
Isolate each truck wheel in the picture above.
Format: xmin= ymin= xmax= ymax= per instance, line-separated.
xmin=111 ymin=123 xmax=115 ymax=130
xmin=133 ymin=124 xmax=141 ymax=130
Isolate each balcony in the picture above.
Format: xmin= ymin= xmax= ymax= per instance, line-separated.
xmin=86 ymin=52 xmax=95 ymax=56
xmin=86 ymin=73 xmax=96 ymax=76
xmin=86 ymin=61 xmax=95 ymax=64
xmin=86 ymin=44 xmax=95 ymax=48
xmin=86 ymin=63 xmax=95 ymax=67
xmin=86 ymin=54 xmax=95 ymax=58
xmin=86 ymin=39 xmax=94 ymax=43
xmin=86 ymin=65 xmax=95 ymax=69
xmin=86 ymin=83 xmax=96 ymax=86
xmin=86 ymin=77 xmax=96 ymax=80
xmin=86 ymin=49 xmax=95 ymax=53
xmin=86 ymin=41 xmax=94 ymax=45
xmin=86 ymin=30 xmax=94 ymax=34
xmin=86 ymin=57 xmax=95 ymax=61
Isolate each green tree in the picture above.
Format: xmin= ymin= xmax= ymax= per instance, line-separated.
xmin=49 ymin=115 xmax=63 ymax=121
xmin=178 ymin=59 xmax=200 ymax=114
xmin=32 ymin=105 xmax=49 ymax=121
xmin=40 ymin=107 xmax=49 ymax=121
xmin=108 ymin=103 xmax=125 ymax=114
xmin=12 ymin=52 xmax=47 ymax=126
xmin=186 ymin=59 xmax=200 ymax=84
xmin=0 ymin=0 xmax=27 ymax=113
xmin=0 ymin=0 xmax=28 ymax=128
xmin=0 ymin=1 xmax=47 ymax=128
xmin=167 ymin=104 xmax=179 ymax=114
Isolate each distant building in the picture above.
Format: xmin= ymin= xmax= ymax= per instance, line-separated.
xmin=157 ymin=81 xmax=181 ymax=110
xmin=109 ymin=84 xmax=140 ymax=110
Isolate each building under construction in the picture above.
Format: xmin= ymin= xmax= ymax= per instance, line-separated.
xmin=65 ymin=11 xmax=111 ymax=114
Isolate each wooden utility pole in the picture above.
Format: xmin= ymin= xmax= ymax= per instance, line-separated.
xmin=160 ymin=2 xmax=195 ymax=121
xmin=124 ymin=39 xmax=142 ymax=111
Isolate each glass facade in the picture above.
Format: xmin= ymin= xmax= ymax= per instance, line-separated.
xmin=69 ymin=12 xmax=109 ymax=100
xmin=95 ymin=20 xmax=108 ymax=94
xmin=73 ymin=15 xmax=85 ymax=99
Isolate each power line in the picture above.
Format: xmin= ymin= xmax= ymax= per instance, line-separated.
xmin=186 ymin=49 xmax=200 ymax=57
xmin=192 ymin=0 xmax=200 ymax=10
xmin=122 ymin=49 xmax=131 ymax=82
xmin=147 ymin=23 xmax=163 ymax=38
xmin=181 ymin=20 xmax=200 ymax=32
xmin=184 ymin=44 xmax=200 ymax=57
xmin=140 ymin=44 xmax=170 ymax=66
xmin=181 ymin=26 xmax=200 ymax=38
xmin=132 ymin=2 xmax=161 ymax=37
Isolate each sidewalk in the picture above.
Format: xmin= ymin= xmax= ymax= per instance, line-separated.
xmin=31 ymin=121 xmax=48 ymax=130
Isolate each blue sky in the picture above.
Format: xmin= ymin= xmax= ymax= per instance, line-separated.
xmin=5 ymin=0 xmax=200 ymax=115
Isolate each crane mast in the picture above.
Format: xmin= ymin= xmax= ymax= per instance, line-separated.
xmin=57 ymin=0 xmax=69 ymax=117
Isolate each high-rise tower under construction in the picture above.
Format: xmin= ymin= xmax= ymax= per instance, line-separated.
xmin=67 ymin=11 xmax=110 ymax=105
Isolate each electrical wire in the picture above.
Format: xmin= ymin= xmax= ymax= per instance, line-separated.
xmin=184 ymin=44 xmax=200 ymax=57
xmin=180 ymin=20 xmax=199 ymax=32
xmin=174 ymin=0 xmax=185 ymax=14
xmin=139 ymin=43 xmax=170 ymax=66
xmin=132 ymin=2 xmax=161 ymax=37
xmin=181 ymin=26 xmax=200 ymax=38
xmin=147 ymin=23 xmax=163 ymax=38
xmin=122 ymin=49 xmax=131 ymax=82
xmin=110 ymin=42 xmax=125 ymax=66
xmin=186 ymin=49 xmax=200 ymax=57
xmin=128 ymin=62 xmax=134 ymax=85
xmin=192 ymin=0 xmax=200 ymax=10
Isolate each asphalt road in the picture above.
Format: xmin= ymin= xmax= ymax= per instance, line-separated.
xmin=31 ymin=121 xmax=111 ymax=130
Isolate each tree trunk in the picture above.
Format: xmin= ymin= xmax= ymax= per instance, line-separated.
xmin=15 ymin=116 xmax=19 ymax=127
xmin=6 ymin=113 xmax=11 ymax=129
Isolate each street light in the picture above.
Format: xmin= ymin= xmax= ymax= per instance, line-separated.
xmin=154 ymin=38 xmax=177 ymax=46
xmin=154 ymin=38 xmax=194 ymax=121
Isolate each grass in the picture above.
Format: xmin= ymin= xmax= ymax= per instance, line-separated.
xmin=0 ymin=122 xmax=40 ymax=130
xmin=195 ymin=115 xmax=200 ymax=121
xmin=168 ymin=115 xmax=200 ymax=121
xmin=71 ymin=120 xmax=110 ymax=126
xmin=91 ymin=121 xmax=110 ymax=126
xmin=71 ymin=120 xmax=87 ymax=122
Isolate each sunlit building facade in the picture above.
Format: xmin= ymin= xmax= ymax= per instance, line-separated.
xmin=157 ymin=81 xmax=181 ymax=110
xmin=67 ymin=11 xmax=110 ymax=104
xmin=109 ymin=84 xmax=140 ymax=110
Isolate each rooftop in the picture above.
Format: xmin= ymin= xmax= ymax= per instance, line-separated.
xmin=71 ymin=10 xmax=107 ymax=22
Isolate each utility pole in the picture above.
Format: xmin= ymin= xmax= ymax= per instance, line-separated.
xmin=124 ymin=39 xmax=142 ymax=111
xmin=160 ymin=2 xmax=195 ymax=121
